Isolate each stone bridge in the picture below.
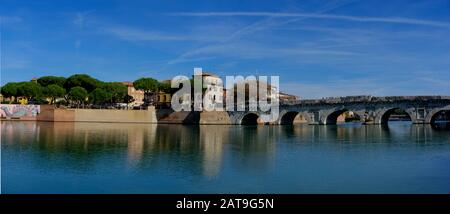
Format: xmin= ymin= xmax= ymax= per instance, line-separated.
xmin=227 ymin=96 xmax=450 ymax=125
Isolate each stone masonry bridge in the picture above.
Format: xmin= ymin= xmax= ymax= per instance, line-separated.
xmin=227 ymin=96 xmax=450 ymax=125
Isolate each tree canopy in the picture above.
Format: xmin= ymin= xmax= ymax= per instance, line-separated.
xmin=68 ymin=86 xmax=88 ymax=104
xmin=1 ymin=82 xmax=19 ymax=98
xmin=133 ymin=78 xmax=159 ymax=93
xmin=100 ymin=82 xmax=127 ymax=103
xmin=43 ymin=84 xmax=66 ymax=104
xmin=158 ymin=82 xmax=172 ymax=93
xmin=89 ymin=88 xmax=111 ymax=105
xmin=37 ymin=76 xmax=66 ymax=87
xmin=2 ymin=74 xmax=178 ymax=106
xmin=64 ymin=74 xmax=102 ymax=92
xmin=17 ymin=82 xmax=42 ymax=99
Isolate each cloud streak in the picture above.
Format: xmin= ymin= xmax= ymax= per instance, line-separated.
xmin=170 ymin=12 xmax=450 ymax=28
xmin=165 ymin=42 xmax=360 ymax=65
xmin=102 ymin=26 xmax=189 ymax=41
xmin=165 ymin=1 xmax=353 ymax=65
xmin=101 ymin=24 xmax=233 ymax=42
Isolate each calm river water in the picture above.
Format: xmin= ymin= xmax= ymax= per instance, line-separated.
xmin=2 ymin=121 xmax=450 ymax=193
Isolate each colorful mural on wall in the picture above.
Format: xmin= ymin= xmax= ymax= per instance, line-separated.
xmin=0 ymin=104 xmax=40 ymax=118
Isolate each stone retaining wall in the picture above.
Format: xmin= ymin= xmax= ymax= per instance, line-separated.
xmin=34 ymin=105 xmax=157 ymax=123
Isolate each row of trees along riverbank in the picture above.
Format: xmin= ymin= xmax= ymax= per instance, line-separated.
xmin=0 ymin=74 xmax=171 ymax=108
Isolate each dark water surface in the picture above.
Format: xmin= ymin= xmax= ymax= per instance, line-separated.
xmin=2 ymin=121 xmax=450 ymax=193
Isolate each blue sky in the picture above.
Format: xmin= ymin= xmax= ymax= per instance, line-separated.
xmin=1 ymin=0 xmax=450 ymax=98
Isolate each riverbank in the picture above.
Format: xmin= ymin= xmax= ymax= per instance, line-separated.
xmin=1 ymin=104 xmax=233 ymax=124
xmin=36 ymin=105 xmax=159 ymax=123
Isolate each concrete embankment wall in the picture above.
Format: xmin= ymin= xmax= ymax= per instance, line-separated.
xmin=37 ymin=105 xmax=75 ymax=122
xmin=156 ymin=110 xmax=196 ymax=124
xmin=156 ymin=109 xmax=232 ymax=124
xmin=36 ymin=105 xmax=157 ymax=123
xmin=199 ymin=111 xmax=231 ymax=124
xmin=74 ymin=108 xmax=157 ymax=123
xmin=5 ymin=105 xmax=233 ymax=124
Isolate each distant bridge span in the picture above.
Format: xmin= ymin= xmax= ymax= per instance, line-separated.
xmin=228 ymin=96 xmax=450 ymax=125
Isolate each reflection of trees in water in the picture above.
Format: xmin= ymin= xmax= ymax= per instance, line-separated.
xmin=3 ymin=121 xmax=447 ymax=177
xmin=34 ymin=122 xmax=143 ymax=172
xmin=3 ymin=122 xmax=229 ymax=177
xmin=1 ymin=122 xmax=164 ymax=172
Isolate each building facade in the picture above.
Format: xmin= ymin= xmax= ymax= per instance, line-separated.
xmin=122 ymin=82 xmax=145 ymax=107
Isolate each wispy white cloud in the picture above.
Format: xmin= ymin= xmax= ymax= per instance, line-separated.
xmin=101 ymin=25 xmax=233 ymax=42
xmin=166 ymin=42 xmax=360 ymax=65
xmin=170 ymin=12 xmax=450 ymax=28
xmin=164 ymin=1 xmax=364 ymax=65
xmin=102 ymin=26 xmax=189 ymax=41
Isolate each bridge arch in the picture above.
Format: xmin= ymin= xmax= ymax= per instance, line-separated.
xmin=325 ymin=109 xmax=362 ymax=125
xmin=240 ymin=113 xmax=260 ymax=125
xmin=378 ymin=108 xmax=413 ymax=124
xmin=426 ymin=106 xmax=450 ymax=124
xmin=279 ymin=111 xmax=311 ymax=125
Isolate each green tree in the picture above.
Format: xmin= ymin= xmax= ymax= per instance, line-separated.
xmin=133 ymin=78 xmax=159 ymax=104
xmin=37 ymin=76 xmax=66 ymax=87
xmin=68 ymin=86 xmax=88 ymax=107
xmin=64 ymin=74 xmax=102 ymax=92
xmin=100 ymin=82 xmax=127 ymax=103
xmin=123 ymin=94 xmax=134 ymax=104
xmin=133 ymin=78 xmax=159 ymax=93
xmin=43 ymin=84 xmax=66 ymax=104
xmin=89 ymin=88 xmax=111 ymax=105
xmin=0 ymin=82 xmax=19 ymax=103
xmin=17 ymin=82 xmax=42 ymax=100
xmin=158 ymin=82 xmax=172 ymax=93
